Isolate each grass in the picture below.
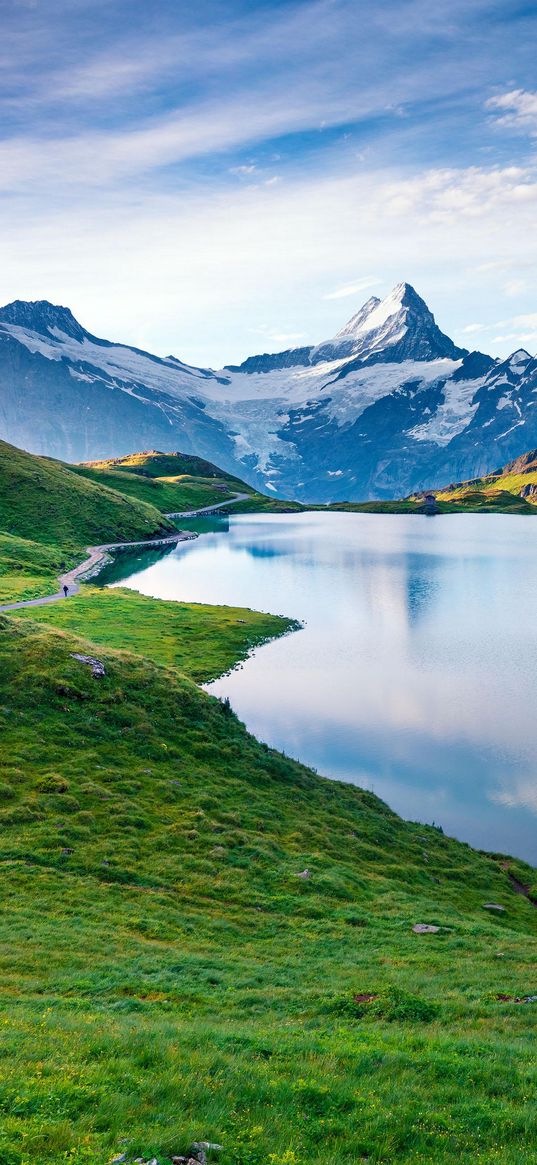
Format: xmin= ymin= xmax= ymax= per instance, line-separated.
xmin=0 ymin=607 xmax=537 ymax=1164
xmin=0 ymin=533 xmax=78 ymax=604
xmin=0 ymin=442 xmax=290 ymax=606
xmin=0 ymin=440 xmax=171 ymax=550
xmin=72 ymin=451 xmax=257 ymax=515
xmin=11 ymin=585 xmax=299 ymax=683
xmin=73 ymin=453 xmax=305 ymax=516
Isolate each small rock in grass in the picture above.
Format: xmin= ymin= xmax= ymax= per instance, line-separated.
xmin=412 ymin=923 xmax=440 ymax=934
xmin=70 ymin=653 xmax=106 ymax=678
xmin=191 ymin=1144 xmax=223 ymax=1153
xmin=296 ymin=869 xmax=310 ymax=879
xmin=482 ymin=903 xmax=506 ymax=912
xmin=111 ymin=1156 xmax=127 ymax=1164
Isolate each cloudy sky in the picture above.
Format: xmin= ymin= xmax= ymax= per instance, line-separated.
xmin=1 ymin=0 xmax=537 ymax=365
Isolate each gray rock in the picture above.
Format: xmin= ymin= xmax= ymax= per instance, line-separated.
xmin=70 ymin=653 xmax=106 ymax=678
xmin=296 ymin=869 xmax=310 ymax=879
xmin=412 ymin=923 xmax=440 ymax=934
xmin=482 ymin=903 xmax=506 ymax=912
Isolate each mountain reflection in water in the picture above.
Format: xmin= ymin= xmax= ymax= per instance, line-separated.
xmin=108 ymin=511 xmax=537 ymax=862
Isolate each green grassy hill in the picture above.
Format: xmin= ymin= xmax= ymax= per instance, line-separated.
xmin=74 ymin=450 xmax=303 ymax=516
xmin=0 ymin=440 xmax=171 ymax=546
xmin=0 ymin=441 xmax=298 ymax=603
xmin=73 ymin=450 xmax=254 ymax=514
xmin=433 ymin=448 xmax=537 ymax=511
xmin=0 ymin=441 xmax=177 ymax=602
xmin=0 ymin=607 xmax=537 ymax=1164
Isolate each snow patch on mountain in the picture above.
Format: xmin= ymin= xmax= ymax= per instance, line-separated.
xmin=408 ymin=377 xmax=481 ymax=445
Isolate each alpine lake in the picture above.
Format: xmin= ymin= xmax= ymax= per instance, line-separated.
xmin=100 ymin=511 xmax=537 ymax=863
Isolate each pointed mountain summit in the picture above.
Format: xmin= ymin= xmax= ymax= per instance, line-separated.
xmin=0 ymin=299 xmax=89 ymax=342
xmin=331 ymin=282 xmax=467 ymax=364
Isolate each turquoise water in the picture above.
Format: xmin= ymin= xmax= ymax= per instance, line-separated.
xmin=109 ymin=512 xmax=537 ymax=862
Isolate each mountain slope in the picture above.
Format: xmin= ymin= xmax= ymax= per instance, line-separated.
xmin=1 ymin=286 xmax=537 ymax=501
xmin=1 ymin=610 xmax=537 ymax=1164
xmin=0 ymin=439 xmax=171 ymax=547
xmin=331 ymin=447 xmax=537 ymax=514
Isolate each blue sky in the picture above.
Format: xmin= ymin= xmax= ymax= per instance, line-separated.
xmin=1 ymin=0 xmax=537 ymax=364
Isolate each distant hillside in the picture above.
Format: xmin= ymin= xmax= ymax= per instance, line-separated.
xmin=330 ymin=448 xmax=537 ymax=514
xmin=433 ymin=448 xmax=537 ymax=511
xmin=82 ymin=449 xmax=248 ymax=481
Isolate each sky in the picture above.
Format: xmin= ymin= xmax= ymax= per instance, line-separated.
xmin=1 ymin=0 xmax=537 ymax=366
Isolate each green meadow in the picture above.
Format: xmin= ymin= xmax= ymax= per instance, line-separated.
xmin=1 ymin=597 xmax=537 ymax=1165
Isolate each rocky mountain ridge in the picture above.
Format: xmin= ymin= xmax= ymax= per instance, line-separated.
xmin=0 ymin=283 xmax=536 ymax=501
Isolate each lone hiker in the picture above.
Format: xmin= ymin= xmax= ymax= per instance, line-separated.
xmin=63 ymin=584 xmax=69 ymax=598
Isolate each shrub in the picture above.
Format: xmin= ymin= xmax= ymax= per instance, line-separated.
xmin=327 ymin=985 xmax=439 ymax=1023
xmin=35 ymin=773 xmax=70 ymax=794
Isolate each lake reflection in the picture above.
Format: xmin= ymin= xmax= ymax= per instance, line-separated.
xmin=109 ymin=512 xmax=537 ymax=862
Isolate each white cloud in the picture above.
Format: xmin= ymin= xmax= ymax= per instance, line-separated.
xmin=324 ymin=277 xmax=381 ymax=300
xmin=382 ymin=165 xmax=537 ymax=222
xmin=491 ymin=775 xmax=537 ymax=814
xmin=2 ymin=158 xmax=537 ymax=365
xmin=487 ymin=89 xmax=537 ymax=134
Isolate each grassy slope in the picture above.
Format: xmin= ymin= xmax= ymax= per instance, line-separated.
xmin=0 ymin=442 xmax=298 ymax=603
xmin=0 ymin=441 xmax=175 ymax=602
xmin=72 ymin=451 xmax=253 ymax=514
xmin=12 ymin=586 xmax=299 ymax=684
xmin=0 ymin=608 xmax=537 ymax=1164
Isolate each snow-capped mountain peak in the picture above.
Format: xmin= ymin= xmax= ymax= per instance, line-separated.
xmin=0 ymin=299 xmax=89 ymax=342
xmin=334 ymin=295 xmax=382 ymax=340
xmin=1 ymin=283 xmax=537 ymax=506
xmin=319 ymin=281 xmax=467 ymax=365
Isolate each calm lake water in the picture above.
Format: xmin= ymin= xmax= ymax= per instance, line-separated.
xmin=107 ymin=512 xmax=537 ymax=863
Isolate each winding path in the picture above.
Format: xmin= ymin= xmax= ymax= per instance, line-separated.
xmin=0 ymin=491 xmax=249 ymax=613
xmin=165 ymin=491 xmax=250 ymax=519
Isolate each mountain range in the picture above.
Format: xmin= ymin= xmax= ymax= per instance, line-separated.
xmin=1 ymin=282 xmax=536 ymax=501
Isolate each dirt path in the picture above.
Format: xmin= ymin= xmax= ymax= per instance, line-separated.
xmin=0 ymin=491 xmax=251 ymax=613
xmin=0 ymin=531 xmax=196 ymax=613
xmin=165 ymin=491 xmax=251 ymax=518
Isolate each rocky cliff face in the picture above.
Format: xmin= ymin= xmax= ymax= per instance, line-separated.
xmin=0 ymin=286 xmax=536 ymax=501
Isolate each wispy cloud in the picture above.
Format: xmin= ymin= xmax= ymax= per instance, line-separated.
xmin=487 ymin=89 xmax=537 ymax=134
xmin=0 ymin=0 xmax=536 ymax=361
xmin=324 ymin=277 xmax=381 ymax=300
